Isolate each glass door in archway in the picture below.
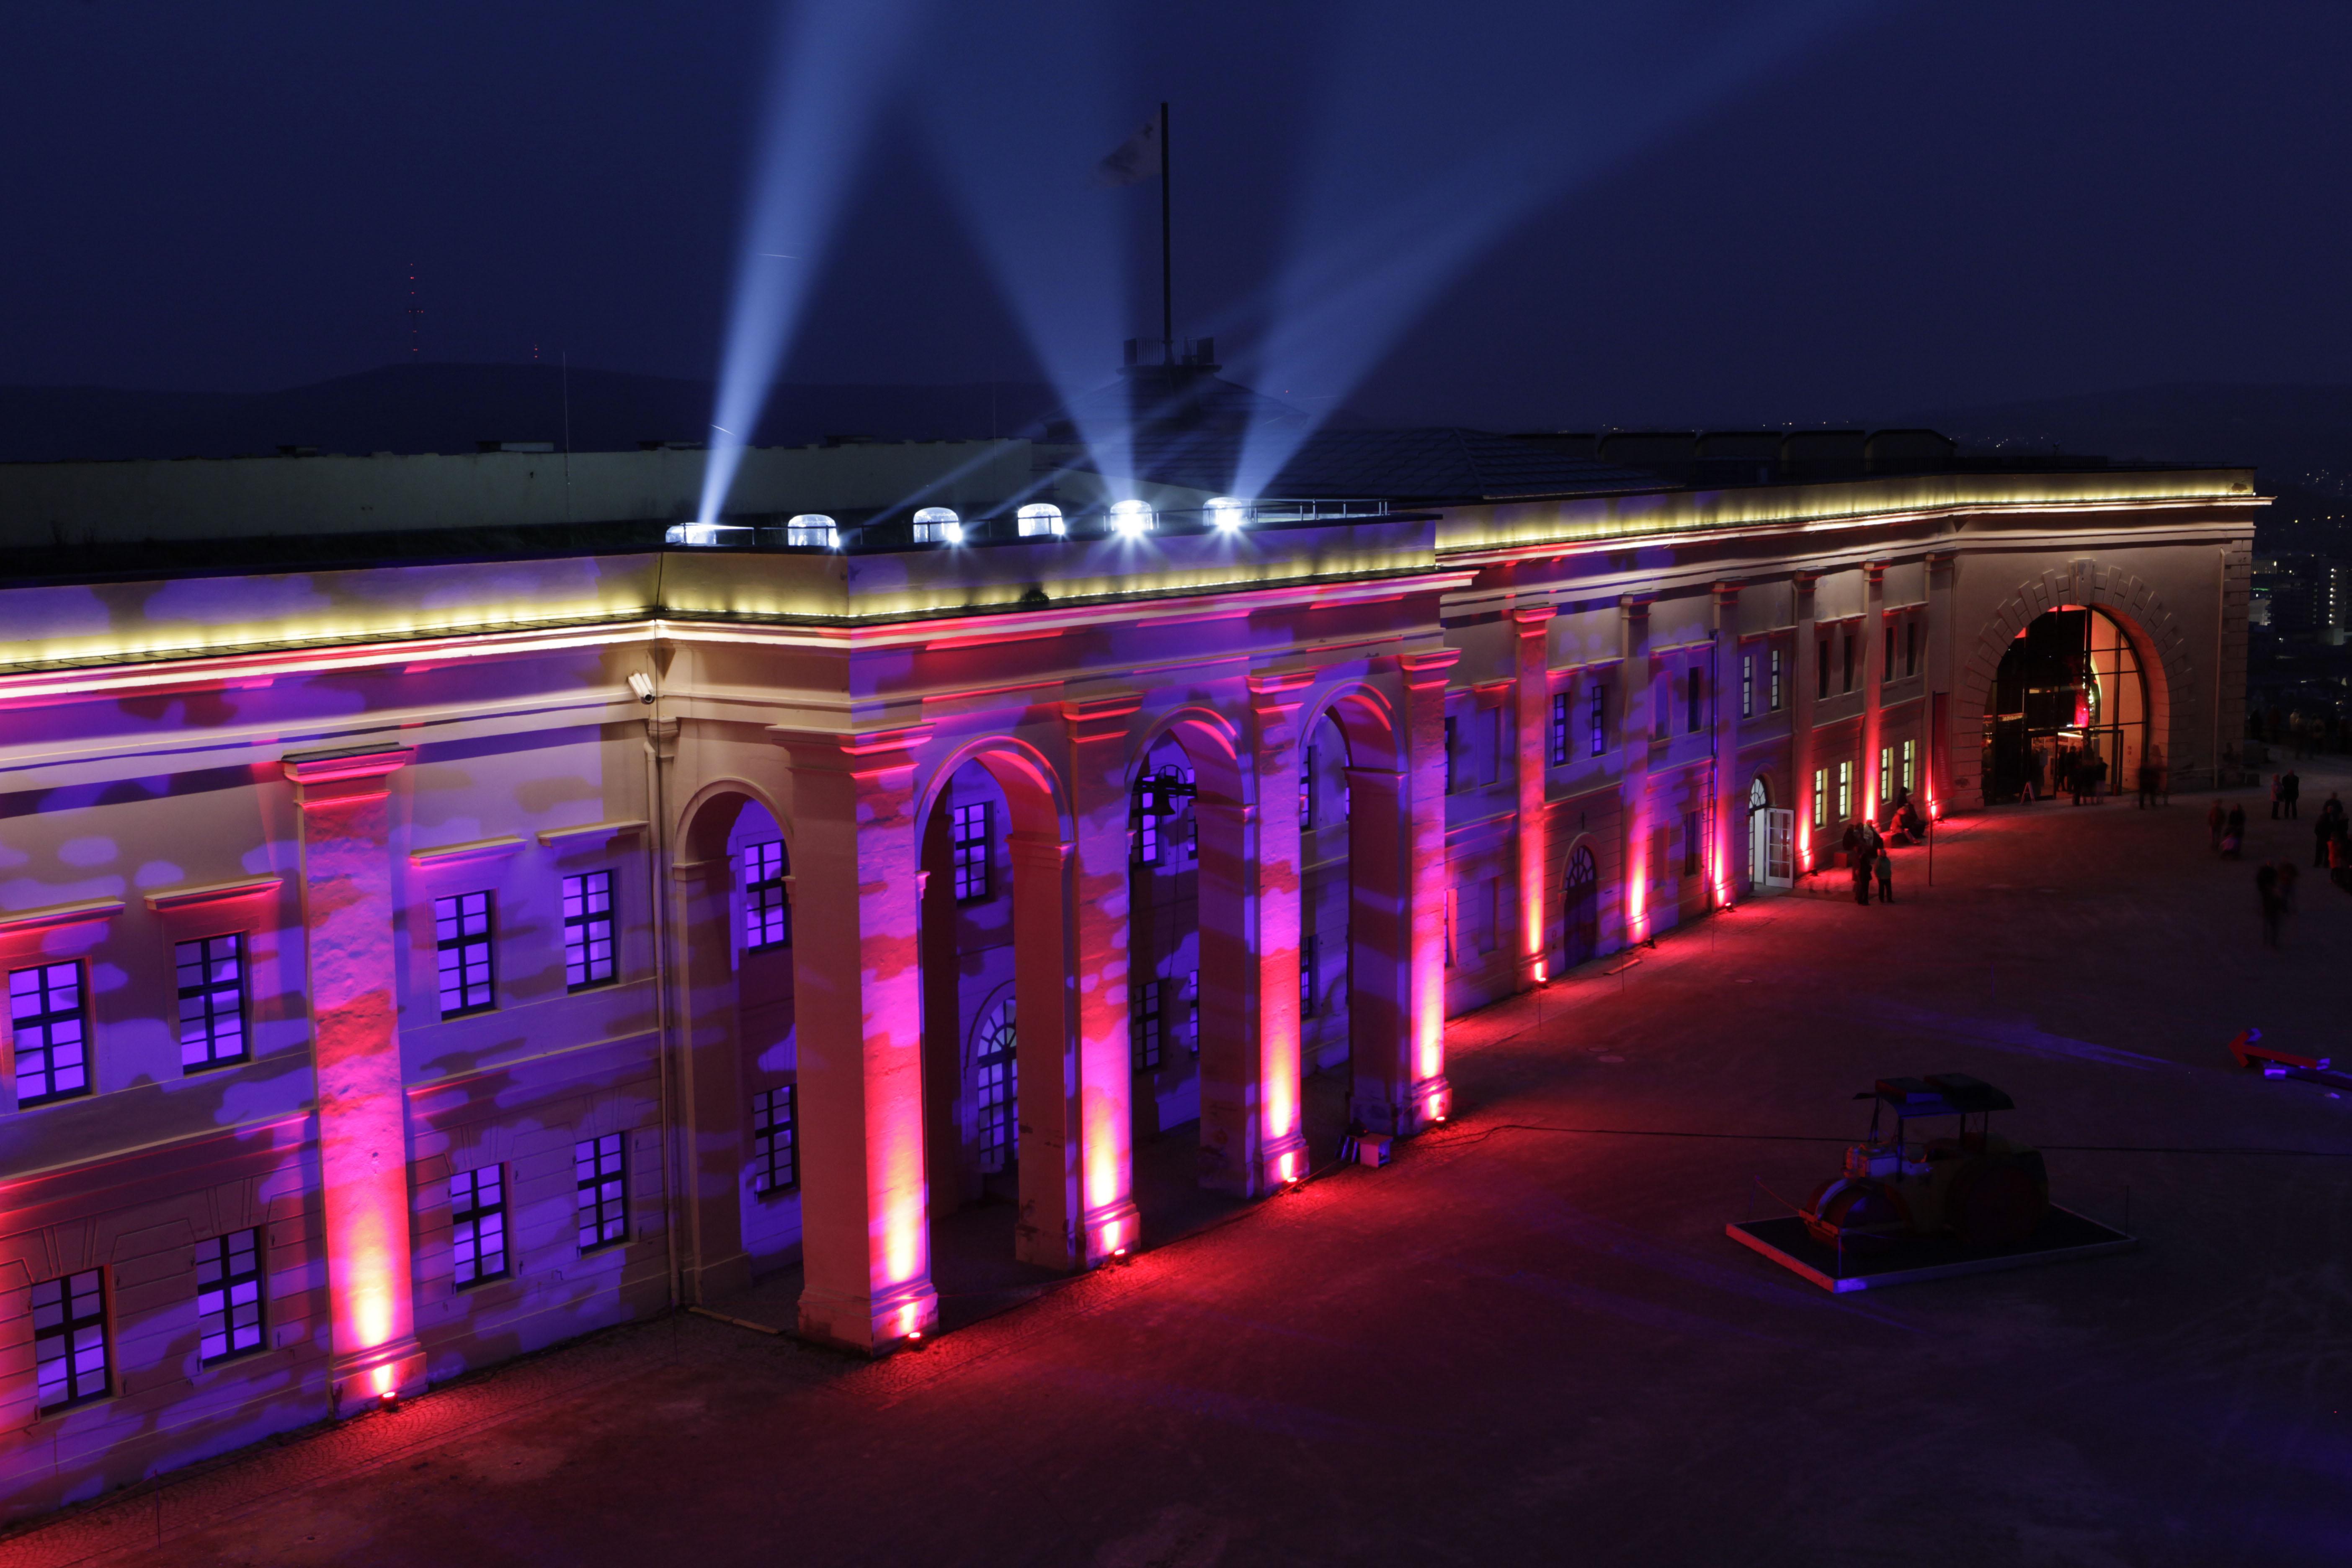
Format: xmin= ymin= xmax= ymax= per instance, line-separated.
xmin=1563 ymin=846 xmax=1600 ymax=969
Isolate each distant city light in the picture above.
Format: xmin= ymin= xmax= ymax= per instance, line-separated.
xmin=1110 ymin=499 xmax=1154 ymax=538
xmin=913 ymin=506 xmax=962 ymax=545
xmin=1016 ymin=502 xmax=1066 ymax=538
xmin=1206 ymin=496 xmax=1249 ymax=531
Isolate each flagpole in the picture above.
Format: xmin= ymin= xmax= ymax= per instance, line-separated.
xmin=1159 ymin=100 xmax=1172 ymax=366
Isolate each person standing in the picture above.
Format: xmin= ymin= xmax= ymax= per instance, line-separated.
xmin=1847 ymin=823 xmax=1873 ymax=905
xmin=2257 ymin=861 xmax=2283 ymax=948
xmin=2225 ymin=803 xmax=2246 ymax=857
xmin=2314 ymin=795 xmax=2342 ymax=868
xmin=2271 ymin=773 xmax=2284 ymax=820
xmin=2284 ymin=767 xmax=2301 ymax=819
xmin=1873 ymin=825 xmax=1896 ymax=904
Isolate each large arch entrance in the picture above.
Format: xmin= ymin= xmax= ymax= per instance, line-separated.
xmin=914 ymin=743 xmax=1088 ymax=1298
xmin=670 ymin=784 xmax=803 ymax=1305
xmin=1983 ymin=606 xmax=2151 ymax=803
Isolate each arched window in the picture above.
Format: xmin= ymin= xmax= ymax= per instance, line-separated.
xmin=975 ymin=999 xmax=1018 ymax=1174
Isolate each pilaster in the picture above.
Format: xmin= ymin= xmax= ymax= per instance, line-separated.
xmin=281 ymin=743 xmax=425 ymax=1416
xmin=1059 ymin=694 xmax=1144 ymax=1263
xmin=1711 ymin=583 xmax=1743 ymax=905
xmin=1792 ymin=572 xmax=1822 ymax=865
xmin=1617 ymin=596 xmax=1655 ymax=942
xmin=1863 ymin=561 xmax=1888 ymax=820
xmin=770 ymin=724 xmax=937 ymax=1351
xmin=1510 ymin=607 xmax=1555 ymax=989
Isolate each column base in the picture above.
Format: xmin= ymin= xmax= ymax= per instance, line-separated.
xmin=1081 ymin=1196 xmax=1143 ymax=1266
xmin=683 ymin=1248 xmax=754 ymax=1307
xmin=330 ymin=1336 xmax=426 ymax=1418
xmin=797 ymin=1275 xmax=939 ymax=1355
xmin=1260 ymin=1127 xmax=1310 ymax=1191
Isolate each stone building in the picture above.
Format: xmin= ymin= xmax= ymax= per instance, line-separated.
xmin=0 ymin=434 xmax=2255 ymax=1516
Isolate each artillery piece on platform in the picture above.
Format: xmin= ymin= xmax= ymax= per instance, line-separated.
xmin=1801 ymin=1074 xmax=2050 ymax=1251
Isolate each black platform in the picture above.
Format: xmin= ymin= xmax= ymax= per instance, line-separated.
xmin=1728 ymin=1205 xmax=2136 ymax=1293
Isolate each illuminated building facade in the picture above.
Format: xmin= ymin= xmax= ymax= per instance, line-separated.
xmin=0 ymin=438 xmax=2254 ymax=1515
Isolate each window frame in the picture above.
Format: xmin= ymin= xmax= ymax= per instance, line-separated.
xmin=1769 ymin=647 xmax=1785 ymax=712
xmin=433 ymin=891 xmax=496 ymax=1019
xmin=1741 ymin=653 xmax=1754 ymax=720
xmin=175 ymin=933 xmax=248 ymax=1073
xmin=1812 ymin=767 xmax=1828 ymax=828
xmin=450 ymin=1165 xmax=509 ymax=1287
xmin=1548 ymin=691 xmax=1570 ymax=766
xmin=1818 ymin=638 xmax=1831 ymax=699
xmin=1687 ymin=665 xmax=1705 ymax=733
xmin=1300 ymin=934 xmax=1318 ymax=1017
xmin=195 ymin=1228 xmax=266 ymax=1364
xmin=31 ymin=1268 xmax=109 ymax=1412
xmin=1587 ymin=678 xmax=1607 ymax=758
xmin=563 ymin=869 xmax=620 ymax=990
xmin=752 ymin=1085 xmax=798 ymax=1196
xmin=743 ymin=841 xmax=791 ymax=952
xmin=9 ymin=960 xmax=91 ymax=1107
xmin=574 ymin=1133 xmax=628 ymax=1253
xmin=1131 ymin=979 xmax=1162 ymax=1072
xmin=952 ymin=800 xmax=993 ymax=899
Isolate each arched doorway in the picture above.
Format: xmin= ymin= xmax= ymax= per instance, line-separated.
xmin=913 ymin=743 xmax=1088 ymax=1279
xmin=1983 ymin=606 xmax=2150 ymax=803
xmin=1562 ymin=844 xmax=1599 ymax=970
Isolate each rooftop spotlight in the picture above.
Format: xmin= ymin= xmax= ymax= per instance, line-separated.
xmin=663 ymin=522 xmax=751 ymax=547
xmin=786 ymin=512 xmax=839 ymax=549
xmin=1016 ymin=502 xmax=1066 ymax=538
xmin=1109 ymin=498 xmax=1155 ymax=538
xmin=912 ymin=506 xmax=962 ymax=545
xmin=1206 ymin=496 xmax=1249 ymax=531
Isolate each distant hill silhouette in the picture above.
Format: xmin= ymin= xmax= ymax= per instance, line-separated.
xmin=0 ymin=363 xmax=1067 ymax=463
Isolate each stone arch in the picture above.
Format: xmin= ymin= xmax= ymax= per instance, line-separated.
xmin=668 ymin=777 xmax=802 ymax=1304
xmin=1299 ymin=681 xmax=1402 ymax=774
xmin=908 ymin=730 xmax=1090 ymax=1273
xmin=1954 ymin=563 xmax=2190 ymax=796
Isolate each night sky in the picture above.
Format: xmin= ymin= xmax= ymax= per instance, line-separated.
xmin=5 ymin=0 xmax=2347 ymax=431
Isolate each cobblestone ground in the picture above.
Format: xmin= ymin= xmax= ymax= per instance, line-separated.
xmin=8 ymin=773 xmax=2352 ymax=1568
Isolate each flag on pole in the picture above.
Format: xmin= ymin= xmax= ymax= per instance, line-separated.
xmin=1095 ymin=116 xmax=1161 ymax=187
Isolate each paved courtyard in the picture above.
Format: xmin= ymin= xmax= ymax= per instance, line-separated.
xmin=8 ymin=774 xmax=2352 ymax=1568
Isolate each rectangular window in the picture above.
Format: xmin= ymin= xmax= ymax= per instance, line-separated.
xmin=1818 ymin=639 xmax=1831 ymax=699
xmin=1880 ymin=746 xmax=1895 ymax=802
xmin=1687 ymin=667 xmax=1705 ymax=733
xmin=1769 ymin=647 xmax=1785 ymax=712
xmin=574 ymin=1133 xmax=627 ymax=1252
xmin=1684 ymin=810 xmax=1702 ymax=878
xmin=1300 ymin=744 xmax=1315 ymax=830
xmin=1300 ymin=935 xmax=1318 ymax=1016
xmin=1837 ymin=761 xmax=1853 ymax=822
xmin=1906 ymin=620 xmax=1919 ymax=678
xmin=434 ymin=892 xmax=495 ymax=1018
xmin=31 ymin=1269 xmax=108 ymax=1412
xmin=563 ymin=870 xmax=619 ymax=989
xmin=450 ymin=1166 xmax=509 ymax=1286
xmin=1186 ymin=970 xmax=1200 ymax=1053
xmin=9 ymin=961 xmax=89 ymax=1106
xmin=1587 ymin=679 xmax=1607 ymax=757
xmin=1902 ymin=738 xmax=1917 ymax=792
xmin=1653 ymin=671 xmax=1670 ymax=736
xmin=1131 ymin=981 xmax=1162 ymax=1071
xmin=1549 ymin=691 xmax=1570 ymax=766
xmin=1813 ymin=767 xmax=1828 ymax=828
xmin=744 ymin=841 xmax=790 ymax=950
xmin=1444 ymin=887 xmax=1458 ymax=968
xmin=1843 ymin=633 xmax=1856 ymax=693
xmin=952 ymin=801 xmax=992 ymax=899
xmin=1885 ymin=623 xmax=1895 ymax=677
xmin=1444 ymin=716 xmax=1459 ymax=794
xmin=752 ymin=1086 xmax=797 ymax=1195
xmin=176 ymin=934 xmax=246 ymax=1071
xmin=1741 ymin=655 xmax=1754 ymax=719
xmin=195 ymin=1228 xmax=265 ymax=1363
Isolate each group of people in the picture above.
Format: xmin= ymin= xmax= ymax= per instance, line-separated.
xmin=2017 ymin=742 xmax=2115 ymax=805
xmin=2208 ymin=787 xmax=2352 ymax=945
xmin=2269 ymin=768 xmax=2303 ymax=818
xmin=1838 ymin=790 xmax=1927 ymax=905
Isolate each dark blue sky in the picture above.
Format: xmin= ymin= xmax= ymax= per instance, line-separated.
xmin=5 ymin=0 xmax=2346 ymax=429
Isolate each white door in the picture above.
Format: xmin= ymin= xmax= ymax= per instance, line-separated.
xmin=1763 ymin=809 xmax=1795 ymax=888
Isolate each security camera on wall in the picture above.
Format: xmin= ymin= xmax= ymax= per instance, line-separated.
xmin=626 ymin=672 xmax=655 ymax=704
